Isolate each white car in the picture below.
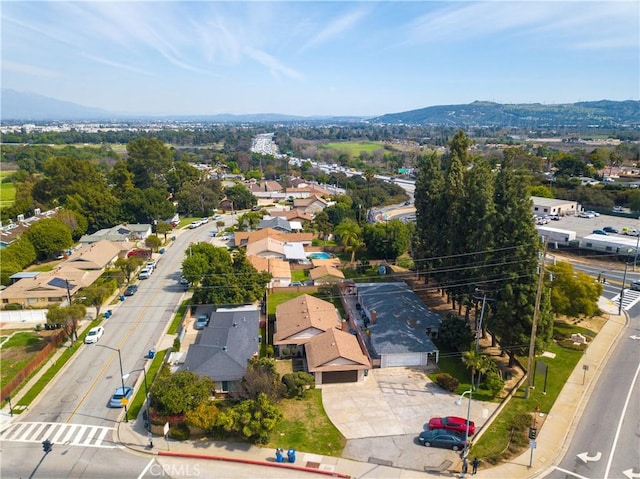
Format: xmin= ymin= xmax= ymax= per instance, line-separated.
xmin=189 ymin=221 xmax=201 ymax=229
xmin=200 ymin=217 xmax=209 ymax=224
xmin=84 ymin=326 xmax=104 ymax=344
xmin=138 ymin=268 xmax=151 ymax=279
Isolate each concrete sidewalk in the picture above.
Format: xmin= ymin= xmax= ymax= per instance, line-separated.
xmin=116 ymin=295 xmax=627 ymax=479
xmin=2 ymin=294 xmax=627 ymax=479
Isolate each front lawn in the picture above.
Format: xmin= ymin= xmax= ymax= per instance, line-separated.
xmin=266 ymin=389 xmax=346 ymax=456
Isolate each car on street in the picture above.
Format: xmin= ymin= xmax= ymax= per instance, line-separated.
xmin=603 ymin=226 xmax=619 ymax=234
xmin=622 ymin=227 xmax=640 ymax=236
xmin=592 ymin=229 xmax=609 ymax=235
xmin=578 ymin=212 xmax=595 ymax=218
xmin=428 ymin=416 xmax=476 ymax=435
xmin=194 ymin=314 xmax=210 ymax=330
xmin=84 ymin=326 xmax=104 ymax=344
xmin=631 ymin=280 xmax=640 ymax=292
xmin=108 ymin=386 xmax=133 ymax=408
xmin=418 ymin=429 xmax=467 ymax=451
xmin=179 ymin=276 xmax=189 ymax=285
xmin=138 ymin=268 xmax=151 ymax=279
xmin=124 ymin=285 xmax=138 ymax=296
xmin=613 ymin=206 xmax=625 ymax=212
xmin=584 ymin=210 xmax=600 ymax=217
xmin=213 ymin=215 xmax=222 ymax=220
xmin=189 ymin=221 xmax=201 ymax=229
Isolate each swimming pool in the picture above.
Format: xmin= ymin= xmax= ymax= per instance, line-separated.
xmin=307 ymin=252 xmax=332 ymax=260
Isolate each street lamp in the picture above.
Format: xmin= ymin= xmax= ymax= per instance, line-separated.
xmin=123 ymin=368 xmax=152 ymax=449
xmin=95 ymin=344 xmax=127 ymax=422
xmin=619 ymin=248 xmax=634 ymax=315
xmin=455 ymin=389 xmax=473 ymax=468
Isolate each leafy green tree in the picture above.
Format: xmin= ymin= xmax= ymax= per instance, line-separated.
xmin=110 ymin=159 xmax=135 ymax=193
xmin=166 ymin=161 xmax=203 ymax=194
xmin=312 ymin=211 xmax=333 ymax=240
xmin=120 ymin=187 xmax=175 ymax=224
xmin=47 ymin=304 xmax=86 ymax=343
xmin=80 ymin=283 xmax=113 ymax=317
xmin=549 ymin=262 xmax=603 ymax=317
xmin=150 ymin=370 xmax=215 ymax=415
xmin=156 ymin=221 xmax=173 ymax=242
xmin=24 ymin=218 xmax=73 ymax=260
xmin=145 ymin=235 xmax=162 ymax=252
xmin=530 ymin=185 xmax=553 ymax=198
xmin=126 ymin=138 xmax=173 ymax=189
xmin=438 ymin=315 xmax=474 ymax=352
xmin=224 ymin=184 xmax=255 ymax=210
xmin=335 ymin=219 xmax=363 ymax=263
xmin=233 ymin=358 xmax=285 ymax=401
xmin=629 ymin=190 xmax=640 ymax=213
xmin=115 ymin=257 xmax=144 ymax=283
xmin=363 ymin=220 xmax=411 ymax=261
xmin=217 ymin=392 xmax=283 ymax=444
xmin=56 ymin=209 xmax=88 ymax=241
xmin=174 ymin=179 xmax=222 ymax=216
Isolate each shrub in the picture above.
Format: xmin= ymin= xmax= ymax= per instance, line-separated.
xmin=435 ymin=373 xmax=459 ymax=392
xmin=172 ymin=337 xmax=181 ymax=352
xmin=265 ymin=345 xmax=274 ymax=357
xmin=168 ymin=422 xmax=191 ymax=441
xmin=484 ymin=371 xmax=505 ymax=398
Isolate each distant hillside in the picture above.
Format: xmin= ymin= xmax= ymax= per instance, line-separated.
xmin=1 ymin=89 xmax=113 ymax=121
xmin=371 ymin=100 xmax=640 ymax=128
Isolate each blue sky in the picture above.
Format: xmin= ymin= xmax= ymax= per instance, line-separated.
xmin=2 ymin=1 xmax=639 ymax=117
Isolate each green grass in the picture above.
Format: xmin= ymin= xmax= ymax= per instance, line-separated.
xmin=1 ymin=331 xmax=43 ymax=349
xmin=290 ymin=270 xmax=308 ymax=282
xmin=5 ymin=319 xmax=102 ymax=411
xmin=167 ymin=301 xmax=188 ymax=335
xmin=266 ymin=389 xmax=346 ymax=456
xmin=127 ymin=348 xmax=169 ymax=421
xmin=267 ymin=292 xmax=305 ymax=315
xmin=320 ymin=141 xmax=385 ymax=156
xmin=1 ymin=332 xmax=51 ymax=388
xmin=471 ymin=342 xmax=584 ymax=462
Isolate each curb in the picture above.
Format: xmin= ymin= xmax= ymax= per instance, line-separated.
xmin=158 ymin=451 xmax=352 ymax=478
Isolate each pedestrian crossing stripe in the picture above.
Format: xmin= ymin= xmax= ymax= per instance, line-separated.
xmin=613 ymin=289 xmax=640 ymax=311
xmin=0 ymin=422 xmax=117 ymax=449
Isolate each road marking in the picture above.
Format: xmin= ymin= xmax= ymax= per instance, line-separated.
xmin=604 ymin=361 xmax=640 ymax=479
xmin=623 ymin=468 xmax=640 ymax=479
xmin=553 ymin=466 xmax=590 ymax=479
xmin=138 ymin=458 xmax=156 ymax=479
xmin=577 ymin=451 xmax=602 ymax=462
xmin=0 ymin=422 xmax=116 ymax=449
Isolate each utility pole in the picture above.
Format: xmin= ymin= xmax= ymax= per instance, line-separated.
xmin=526 ymin=238 xmax=548 ymax=400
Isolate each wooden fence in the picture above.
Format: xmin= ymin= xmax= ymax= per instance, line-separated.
xmin=1 ymin=330 xmax=67 ymax=401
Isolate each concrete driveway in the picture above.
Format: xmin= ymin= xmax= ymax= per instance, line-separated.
xmin=322 ymin=367 xmax=499 ymax=472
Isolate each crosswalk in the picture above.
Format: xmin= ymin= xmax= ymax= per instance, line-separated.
xmin=0 ymin=422 xmax=116 ymax=448
xmin=612 ymin=289 xmax=640 ymax=311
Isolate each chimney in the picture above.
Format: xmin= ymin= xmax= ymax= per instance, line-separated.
xmin=341 ymin=319 xmax=347 ymax=331
xmin=370 ymin=310 xmax=377 ymax=325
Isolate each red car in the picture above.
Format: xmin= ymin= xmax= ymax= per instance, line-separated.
xmin=428 ymin=416 xmax=475 ymax=435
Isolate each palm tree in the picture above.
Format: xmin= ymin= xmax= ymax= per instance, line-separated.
xmin=335 ymin=219 xmax=363 ymax=264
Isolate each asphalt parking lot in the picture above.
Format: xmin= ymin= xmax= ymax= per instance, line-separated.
xmin=545 ymin=211 xmax=639 ymax=239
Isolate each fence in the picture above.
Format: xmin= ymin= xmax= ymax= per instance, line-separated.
xmin=1 ymin=329 xmax=67 ymax=400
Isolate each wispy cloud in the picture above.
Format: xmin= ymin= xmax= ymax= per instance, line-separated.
xmin=243 ymin=46 xmax=303 ymax=80
xmin=77 ymin=53 xmax=154 ymax=77
xmin=300 ymin=8 xmax=370 ymax=52
xmin=2 ymin=61 xmax=60 ymax=78
xmin=402 ymin=1 xmax=638 ymax=50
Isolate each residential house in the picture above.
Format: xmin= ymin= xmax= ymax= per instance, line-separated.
xmin=233 ymin=228 xmax=314 ymax=249
xmin=79 ymin=223 xmax=152 ymax=244
xmin=62 ymin=240 xmax=126 ymax=270
xmin=293 ymin=195 xmax=329 ymax=215
xmin=257 ymin=216 xmax=292 ymax=233
xmin=181 ymin=305 xmax=260 ymax=394
xmin=309 ymin=265 xmax=345 ymax=285
xmin=0 ymin=266 xmax=102 ymax=308
xmin=305 ymin=328 xmax=370 ymax=384
xmin=247 ymin=256 xmax=292 ymax=287
xmin=269 ymin=209 xmax=314 ymax=223
xmin=355 ymin=282 xmax=441 ymax=368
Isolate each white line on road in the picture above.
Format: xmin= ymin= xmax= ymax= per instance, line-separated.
xmin=137 ymin=458 xmax=156 ymax=479
xmin=552 ymin=466 xmax=591 ymax=479
xmin=603 ymin=360 xmax=640 ymax=479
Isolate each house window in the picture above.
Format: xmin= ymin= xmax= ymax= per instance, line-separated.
xmin=221 ymin=381 xmax=229 ymax=392
xmin=2 ymin=299 xmax=8 ymax=304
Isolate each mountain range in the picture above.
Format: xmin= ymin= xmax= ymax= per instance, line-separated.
xmin=1 ymin=89 xmax=638 ymax=128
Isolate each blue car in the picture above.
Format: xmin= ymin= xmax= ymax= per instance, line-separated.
xmin=418 ymin=429 xmax=467 ymax=451
xmin=108 ymin=386 xmax=133 ymax=408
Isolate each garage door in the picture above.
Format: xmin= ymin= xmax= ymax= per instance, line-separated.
xmin=381 ymin=353 xmax=423 ymax=368
xmin=322 ymin=370 xmax=358 ymax=384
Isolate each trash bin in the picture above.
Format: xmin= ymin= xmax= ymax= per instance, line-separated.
xmin=104 ymin=310 xmax=111 ymax=319
xmin=275 ymin=448 xmax=284 ymax=463
xmin=120 ymin=294 xmax=125 ymax=301
xmin=287 ymin=449 xmax=296 ymax=463
xmin=148 ymin=349 xmax=156 ymax=359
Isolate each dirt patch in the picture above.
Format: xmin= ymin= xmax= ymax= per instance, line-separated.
xmin=555 ymin=313 xmax=608 ymax=335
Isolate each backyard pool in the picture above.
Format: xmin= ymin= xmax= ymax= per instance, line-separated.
xmin=307 ymin=252 xmax=332 ymax=260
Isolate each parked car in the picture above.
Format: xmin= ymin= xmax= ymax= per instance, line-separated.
xmin=592 ymin=229 xmax=609 ymax=235
xmin=138 ymin=268 xmax=151 ymax=279
xmin=189 ymin=221 xmax=201 ymax=229
xmin=108 ymin=386 xmax=133 ymax=408
xmin=603 ymin=226 xmax=619 ymax=234
xmin=622 ymin=227 xmax=640 ymax=236
xmin=418 ymin=429 xmax=467 ymax=451
xmin=578 ymin=212 xmax=595 ymax=218
xmin=428 ymin=416 xmax=476 ymax=435
xmin=84 ymin=326 xmax=104 ymax=344
xmin=124 ymin=285 xmax=138 ymax=296
xmin=630 ymin=280 xmax=640 ymax=292
xmin=194 ymin=314 xmax=210 ymax=330
xmin=548 ymin=214 xmax=561 ymax=221
xmin=584 ymin=210 xmax=600 ymax=217
xmin=179 ymin=276 xmax=189 ymax=285
xmin=613 ymin=206 xmax=625 ymax=212
xmin=213 ymin=215 xmax=222 ymax=220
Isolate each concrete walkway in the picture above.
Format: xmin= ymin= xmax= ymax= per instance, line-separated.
xmin=1 ymin=294 xmax=628 ymax=479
